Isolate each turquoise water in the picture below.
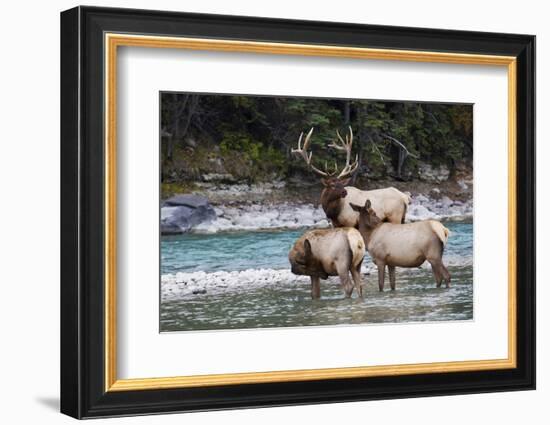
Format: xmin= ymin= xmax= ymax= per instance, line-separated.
xmin=161 ymin=229 xmax=305 ymax=274
xmin=161 ymin=222 xmax=472 ymax=275
xmin=160 ymin=221 xmax=473 ymax=331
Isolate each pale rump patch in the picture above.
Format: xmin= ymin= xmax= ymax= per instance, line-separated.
xmin=289 ymin=227 xmax=366 ymax=299
xmin=429 ymin=220 xmax=450 ymax=245
xmin=345 ymin=228 xmax=366 ymax=268
xmin=353 ymin=200 xmax=452 ymax=290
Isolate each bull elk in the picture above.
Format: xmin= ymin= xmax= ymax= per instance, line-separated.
xmin=350 ymin=199 xmax=451 ymax=291
xmin=292 ymin=127 xmax=410 ymax=228
xmin=288 ymin=228 xmax=365 ymax=299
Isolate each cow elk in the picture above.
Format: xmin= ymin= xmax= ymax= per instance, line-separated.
xmin=350 ymin=199 xmax=451 ymax=291
xmin=292 ymin=127 xmax=410 ymax=228
xmin=288 ymin=228 xmax=366 ymax=299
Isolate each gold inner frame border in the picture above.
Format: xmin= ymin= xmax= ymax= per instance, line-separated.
xmin=104 ymin=33 xmax=517 ymax=392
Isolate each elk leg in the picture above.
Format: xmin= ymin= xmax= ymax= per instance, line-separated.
xmin=388 ymin=266 xmax=396 ymax=291
xmin=428 ymin=259 xmax=444 ymax=287
xmin=336 ymin=264 xmax=353 ymax=298
xmin=377 ymin=262 xmax=386 ymax=292
xmin=342 ymin=274 xmax=354 ymax=298
xmin=441 ymin=263 xmax=451 ymax=288
xmin=350 ymin=263 xmax=364 ymax=299
xmin=310 ymin=276 xmax=321 ymax=299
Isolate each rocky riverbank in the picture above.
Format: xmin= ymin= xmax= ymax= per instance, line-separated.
xmin=161 ymin=180 xmax=472 ymax=234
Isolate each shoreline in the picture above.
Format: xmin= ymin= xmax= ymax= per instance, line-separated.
xmin=161 ymin=258 xmax=472 ymax=301
xmin=177 ymin=176 xmax=473 ymax=205
xmin=162 ymin=182 xmax=473 ymax=234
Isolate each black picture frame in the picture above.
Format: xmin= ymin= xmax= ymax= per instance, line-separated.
xmin=60 ymin=5 xmax=535 ymax=419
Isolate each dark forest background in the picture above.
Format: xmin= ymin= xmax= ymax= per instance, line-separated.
xmin=160 ymin=93 xmax=473 ymax=195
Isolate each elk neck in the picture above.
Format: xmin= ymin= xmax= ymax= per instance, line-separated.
xmin=357 ymin=219 xmax=378 ymax=247
xmin=320 ymin=189 xmax=343 ymax=224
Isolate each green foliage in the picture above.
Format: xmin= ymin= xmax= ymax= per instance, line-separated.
xmin=161 ymin=93 xmax=473 ymax=183
xmin=218 ymin=131 xmax=288 ymax=177
xmin=161 ymin=181 xmax=197 ymax=198
xmin=219 ymin=131 xmax=262 ymax=161
xmin=264 ymin=146 xmax=287 ymax=171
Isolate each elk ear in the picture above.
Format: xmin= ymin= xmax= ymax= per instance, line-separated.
xmin=340 ymin=178 xmax=351 ymax=186
xmin=365 ymin=199 xmax=372 ymax=209
xmin=321 ymin=178 xmax=329 ymax=187
xmin=304 ymin=239 xmax=312 ymax=260
xmin=349 ymin=202 xmax=362 ymax=212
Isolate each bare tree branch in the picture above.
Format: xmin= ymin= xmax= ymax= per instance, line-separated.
xmin=371 ymin=141 xmax=386 ymax=165
xmin=180 ymin=95 xmax=199 ymax=139
xmin=381 ymin=133 xmax=419 ymax=159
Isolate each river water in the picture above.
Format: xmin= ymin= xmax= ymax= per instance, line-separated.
xmin=160 ymin=222 xmax=473 ymax=332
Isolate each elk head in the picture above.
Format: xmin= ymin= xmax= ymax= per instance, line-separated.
xmin=350 ymin=199 xmax=382 ymax=230
xmin=289 ymin=239 xmax=328 ymax=279
xmin=292 ymin=127 xmax=359 ymax=204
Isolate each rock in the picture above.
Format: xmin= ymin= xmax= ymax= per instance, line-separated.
xmin=417 ymin=162 xmax=450 ymax=182
xmin=184 ymin=137 xmax=197 ymax=148
xmin=440 ymin=196 xmax=453 ymax=208
xmin=457 ymin=179 xmax=469 ymax=190
xmin=192 ymin=288 xmax=207 ymax=295
xmin=202 ymin=173 xmax=237 ymax=183
xmin=407 ymin=204 xmax=437 ymax=221
xmin=164 ymin=194 xmax=210 ymax=208
xmin=161 ymin=206 xmax=192 ymax=234
xmin=429 ymin=188 xmax=442 ymax=200
xmin=415 ymin=194 xmax=430 ymax=204
xmin=160 ymin=221 xmax=188 ymax=235
xmin=161 ymin=195 xmax=216 ymax=234
xmin=448 ymin=207 xmax=464 ymax=216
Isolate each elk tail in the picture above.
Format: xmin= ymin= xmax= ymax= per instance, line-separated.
xmin=430 ymin=221 xmax=450 ymax=246
xmin=400 ymin=192 xmax=411 ymax=224
xmin=401 ymin=191 xmax=412 ymax=205
xmin=346 ymin=229 xmax=366 ymax=268
xmin=401 ymin=202 xmax=407 ymax=224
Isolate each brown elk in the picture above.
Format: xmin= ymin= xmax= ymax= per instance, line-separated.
xmin=288 ymin=228 xmax=365 ymax=299
xmin=350 ymin=199 xmax=451 ymax=291
xmin=292 ymin=127 xmax=410 ymax=228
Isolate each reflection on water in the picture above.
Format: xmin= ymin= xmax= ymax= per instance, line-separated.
xmin=160 ymin=222 xmax=473 ymax=332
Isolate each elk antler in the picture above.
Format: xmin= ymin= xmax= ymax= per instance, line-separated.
xmin=291 ymin=128 xmax=338 ymax=177
xmin=329 ymin=126 xmax=359 ymax=178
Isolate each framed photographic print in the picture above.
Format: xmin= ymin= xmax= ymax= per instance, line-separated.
xmin=60 ymin=6 xmax=535 ymax=419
